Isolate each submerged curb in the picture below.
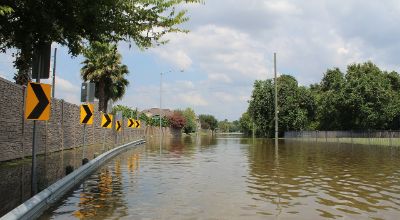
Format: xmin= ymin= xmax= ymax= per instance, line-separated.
xmin=1 ymin=139 xmax=146 ymax=220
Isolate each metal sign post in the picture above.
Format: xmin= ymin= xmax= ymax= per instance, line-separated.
xmin=80 ymin=82 xmax=95 ymax=165
xmin=102 ymin=126 xmax=106 ymax=152
xmin=82 ymin=123 xmax=87 ymax=164
xmin=31 ymin=55 xmax=40 ymax=196
xmin=31 ymin=54 xmax=42 ymax=196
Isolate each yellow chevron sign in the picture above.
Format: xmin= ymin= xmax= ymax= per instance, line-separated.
xmin=116 ymin=120 xmax=122 ymax=131
xmin=25 ymin=82 xmax=51 ymax=121
xmin=101 ymin=113 xmax=113 ymax=128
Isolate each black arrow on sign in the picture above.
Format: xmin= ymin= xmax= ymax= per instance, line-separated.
xmin=135 ymin=120 xmax=140 ymax=128
xmin=28 ymin=83 xmax=49 ymax=119
xmin=128 ymin=119 xmax=134 ymax=127
xmin=116 ymin=121 xmax=121 ymax=131
xmin=82 ymin=105 xmax=93 ymax=124
xmin=103 ymin=114 xmax=112 ymax=128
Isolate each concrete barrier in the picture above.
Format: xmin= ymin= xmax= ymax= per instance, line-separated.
xmin=0 ymin=139 xmax=146 ymax=220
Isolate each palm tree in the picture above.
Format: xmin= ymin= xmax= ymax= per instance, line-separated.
xmin=81 ymin=42 xmax=129 ymax=112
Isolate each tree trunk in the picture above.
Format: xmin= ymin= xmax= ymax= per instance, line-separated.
xmin=98 ymin=80 xmax=106 ymax=112
xmin=14 ymin=47 xmax=33 ymax=85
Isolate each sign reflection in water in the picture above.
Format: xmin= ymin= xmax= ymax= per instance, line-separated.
xmin=41 ymin=136 xmax=400 ymax=219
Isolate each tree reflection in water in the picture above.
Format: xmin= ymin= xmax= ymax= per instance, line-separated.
xmin=245 ymin=139 xmax=400 ymax=219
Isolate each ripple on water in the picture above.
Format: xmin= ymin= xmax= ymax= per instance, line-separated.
xmin=39 ymin=138 xmax=400 ymax=219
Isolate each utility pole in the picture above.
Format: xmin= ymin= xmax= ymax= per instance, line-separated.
xmin=52 ymin=48 xmax=57 ymax=98
xmin=160 ymin=72 xmax=162 ymax=136
xmin=274 ymin=53 xmax=278 ymax=148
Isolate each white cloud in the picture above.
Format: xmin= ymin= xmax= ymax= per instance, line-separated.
xmin=177 ymin=92 xmax=208 ymax=107
xmin=176 ymin=80 xmax=195 ymax=89
xmin=57 ymin=77 xmax=80 ymax=93
xmin=264 ymin=1 xmax=302 ymax=15
xmin=208 ymin=73 xmax=232 ymax=83
xmin=337 ymin=47 xmax=349 ymax=55
xmin=153 ymin=49 xmax=192 ymax=70
xmin=54 ymin=76 xmax=80 ymax=104
xmin=214 ymin=92 xmax=234 ymax=103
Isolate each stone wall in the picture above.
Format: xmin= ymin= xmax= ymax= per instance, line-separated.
xmin=0 ymin=77 xmax=145 ymax=162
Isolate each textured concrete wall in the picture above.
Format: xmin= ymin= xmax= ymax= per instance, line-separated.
xmin=0 ymin=77 xmax=145 ymax=162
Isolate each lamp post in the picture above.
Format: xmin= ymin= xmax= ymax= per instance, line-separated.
xmin=274 ymin=53 xmax=278 ymax=149
xmin=159 ymin=69 xmax=183 ymax=136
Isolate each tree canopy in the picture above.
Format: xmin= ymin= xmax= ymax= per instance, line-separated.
xmin=242 ymin=61 xmax=400 ymax=137
xmin=199 ymin=114 xmax=218 ymax=132
xmin=182 ymin=108 xmax=197 ymax=134
xmin=81 ymin=42 xmax=129 ymax=112
xmin=0 ymin=0 xmax=202 ymax=83
xmin=247 ymin=75 xmax=315 ymax=137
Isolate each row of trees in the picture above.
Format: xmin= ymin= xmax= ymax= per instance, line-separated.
xmin=113 ymin=106 xmax=220 ymax=135
xmin=240 ymin=62 xmax=400 ymax=137
xmin=218 ymin=119 xmax=240 ymax=133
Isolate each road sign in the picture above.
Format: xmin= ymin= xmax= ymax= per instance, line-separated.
xmin=80 ymin=82 xmax=95 ymax=103
xmin=101 ymin=113 xmax=113 ymax=128
xmin=80 ymin=104 xmax=94 ymax=124
xmin=116 ymin=120 xmax=122 ymax=131
xmin=32 ymin=43 xmax=51 ymax=79
xmin=134 ymin=120 xmax=141 ymax=128
xmin=127 ymin=118 xmax=134 ymax=128
xmin=25 ymin=82 xmax=51 ymax=120
xmin=107 ymin=100 xmax=113 ymax=113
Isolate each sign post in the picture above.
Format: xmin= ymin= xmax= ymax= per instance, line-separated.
xmin=80 ymin=83 xmax=95 ymax=165
xmin=80 ymin=103 xmax=93 ymax=163
xmin=116 ymin=111 xmax=122 ymax=144
xmin=27 ymin=44 xmax=52 ymax=196
xmin=101 ymin=112 xmax=113 ymax=151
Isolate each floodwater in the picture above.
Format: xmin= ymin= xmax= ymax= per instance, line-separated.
xmin=40 ymin=136 xmax=400 ymax=219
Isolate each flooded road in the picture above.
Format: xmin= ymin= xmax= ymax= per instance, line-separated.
xmin=40 ymin=136 xmax=400 ymax=219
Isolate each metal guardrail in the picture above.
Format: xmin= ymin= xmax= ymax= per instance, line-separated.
xmin=0 ymin=139 xmax=146 ymax=220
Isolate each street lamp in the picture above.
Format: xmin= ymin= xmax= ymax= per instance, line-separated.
xmin=159 ymin=69 xmax=184 ymax=136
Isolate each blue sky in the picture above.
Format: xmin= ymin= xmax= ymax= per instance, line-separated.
xmin=1 ymin=0 xmax=400 ymax=121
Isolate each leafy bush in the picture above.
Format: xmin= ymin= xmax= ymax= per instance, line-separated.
xmin=167 ymin=111 xmax=186 ymax=129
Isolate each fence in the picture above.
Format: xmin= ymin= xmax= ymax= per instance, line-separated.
xmin=284 ymin=130 xmax=400 ymax=146
xmin=0 ymin=77 xmax=146 ymax=162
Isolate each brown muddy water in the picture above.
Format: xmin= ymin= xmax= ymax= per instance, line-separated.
xmin=38 ymin=135 xmax=400 ymax=219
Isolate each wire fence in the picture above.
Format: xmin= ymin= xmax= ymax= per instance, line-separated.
xmin=284 ymin=130 xmax=400 ymax=146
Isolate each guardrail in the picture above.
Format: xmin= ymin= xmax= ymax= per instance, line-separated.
xmin=1 ymin=139 xmax=146 ymax=220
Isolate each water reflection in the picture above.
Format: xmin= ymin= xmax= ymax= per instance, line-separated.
xmin=0 ymin=137 xmax=141 ymax=216
xmin=246 ymin=139 xmax=400 ymax=219
xmin=40 ymin=137 xmax=400 ymax=219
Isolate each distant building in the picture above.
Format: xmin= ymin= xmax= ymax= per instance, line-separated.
xmin=142 ymin=108 xmax=174 ymax=118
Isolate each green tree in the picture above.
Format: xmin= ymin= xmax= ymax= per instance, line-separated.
xmin=182 ymin=108 xmax=197 ymax=134
xmin=0 ymin=0 xmax=202 ymax=84
xmin=81 ymin=42 xmax=129 ymax=112
xmin=0 ymin=5 xmax=13 ymax=16
xmin=139 ymin=112 xmax=150 ymax=126
xmin=239 ymin=112 xmax=253 ymax=136
xmin=316 ymin=68 xmax=346 ymax=130
xmin=230 ymin=120 xmax=241 ymax=132
xmin=112 ymin=105 xmax=137 ymax=118
xmin=199 ymin=114 xmax=218 ymax=134
xmin=316 ymin=62 xmax=400 ymax=130
xmin=342 ymin=62 xmax=398 ymax=129
xmin=218 ymin=119 xmax=230 ymax=132
xmin=247 ymin=75 xmax=316 ymax=137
